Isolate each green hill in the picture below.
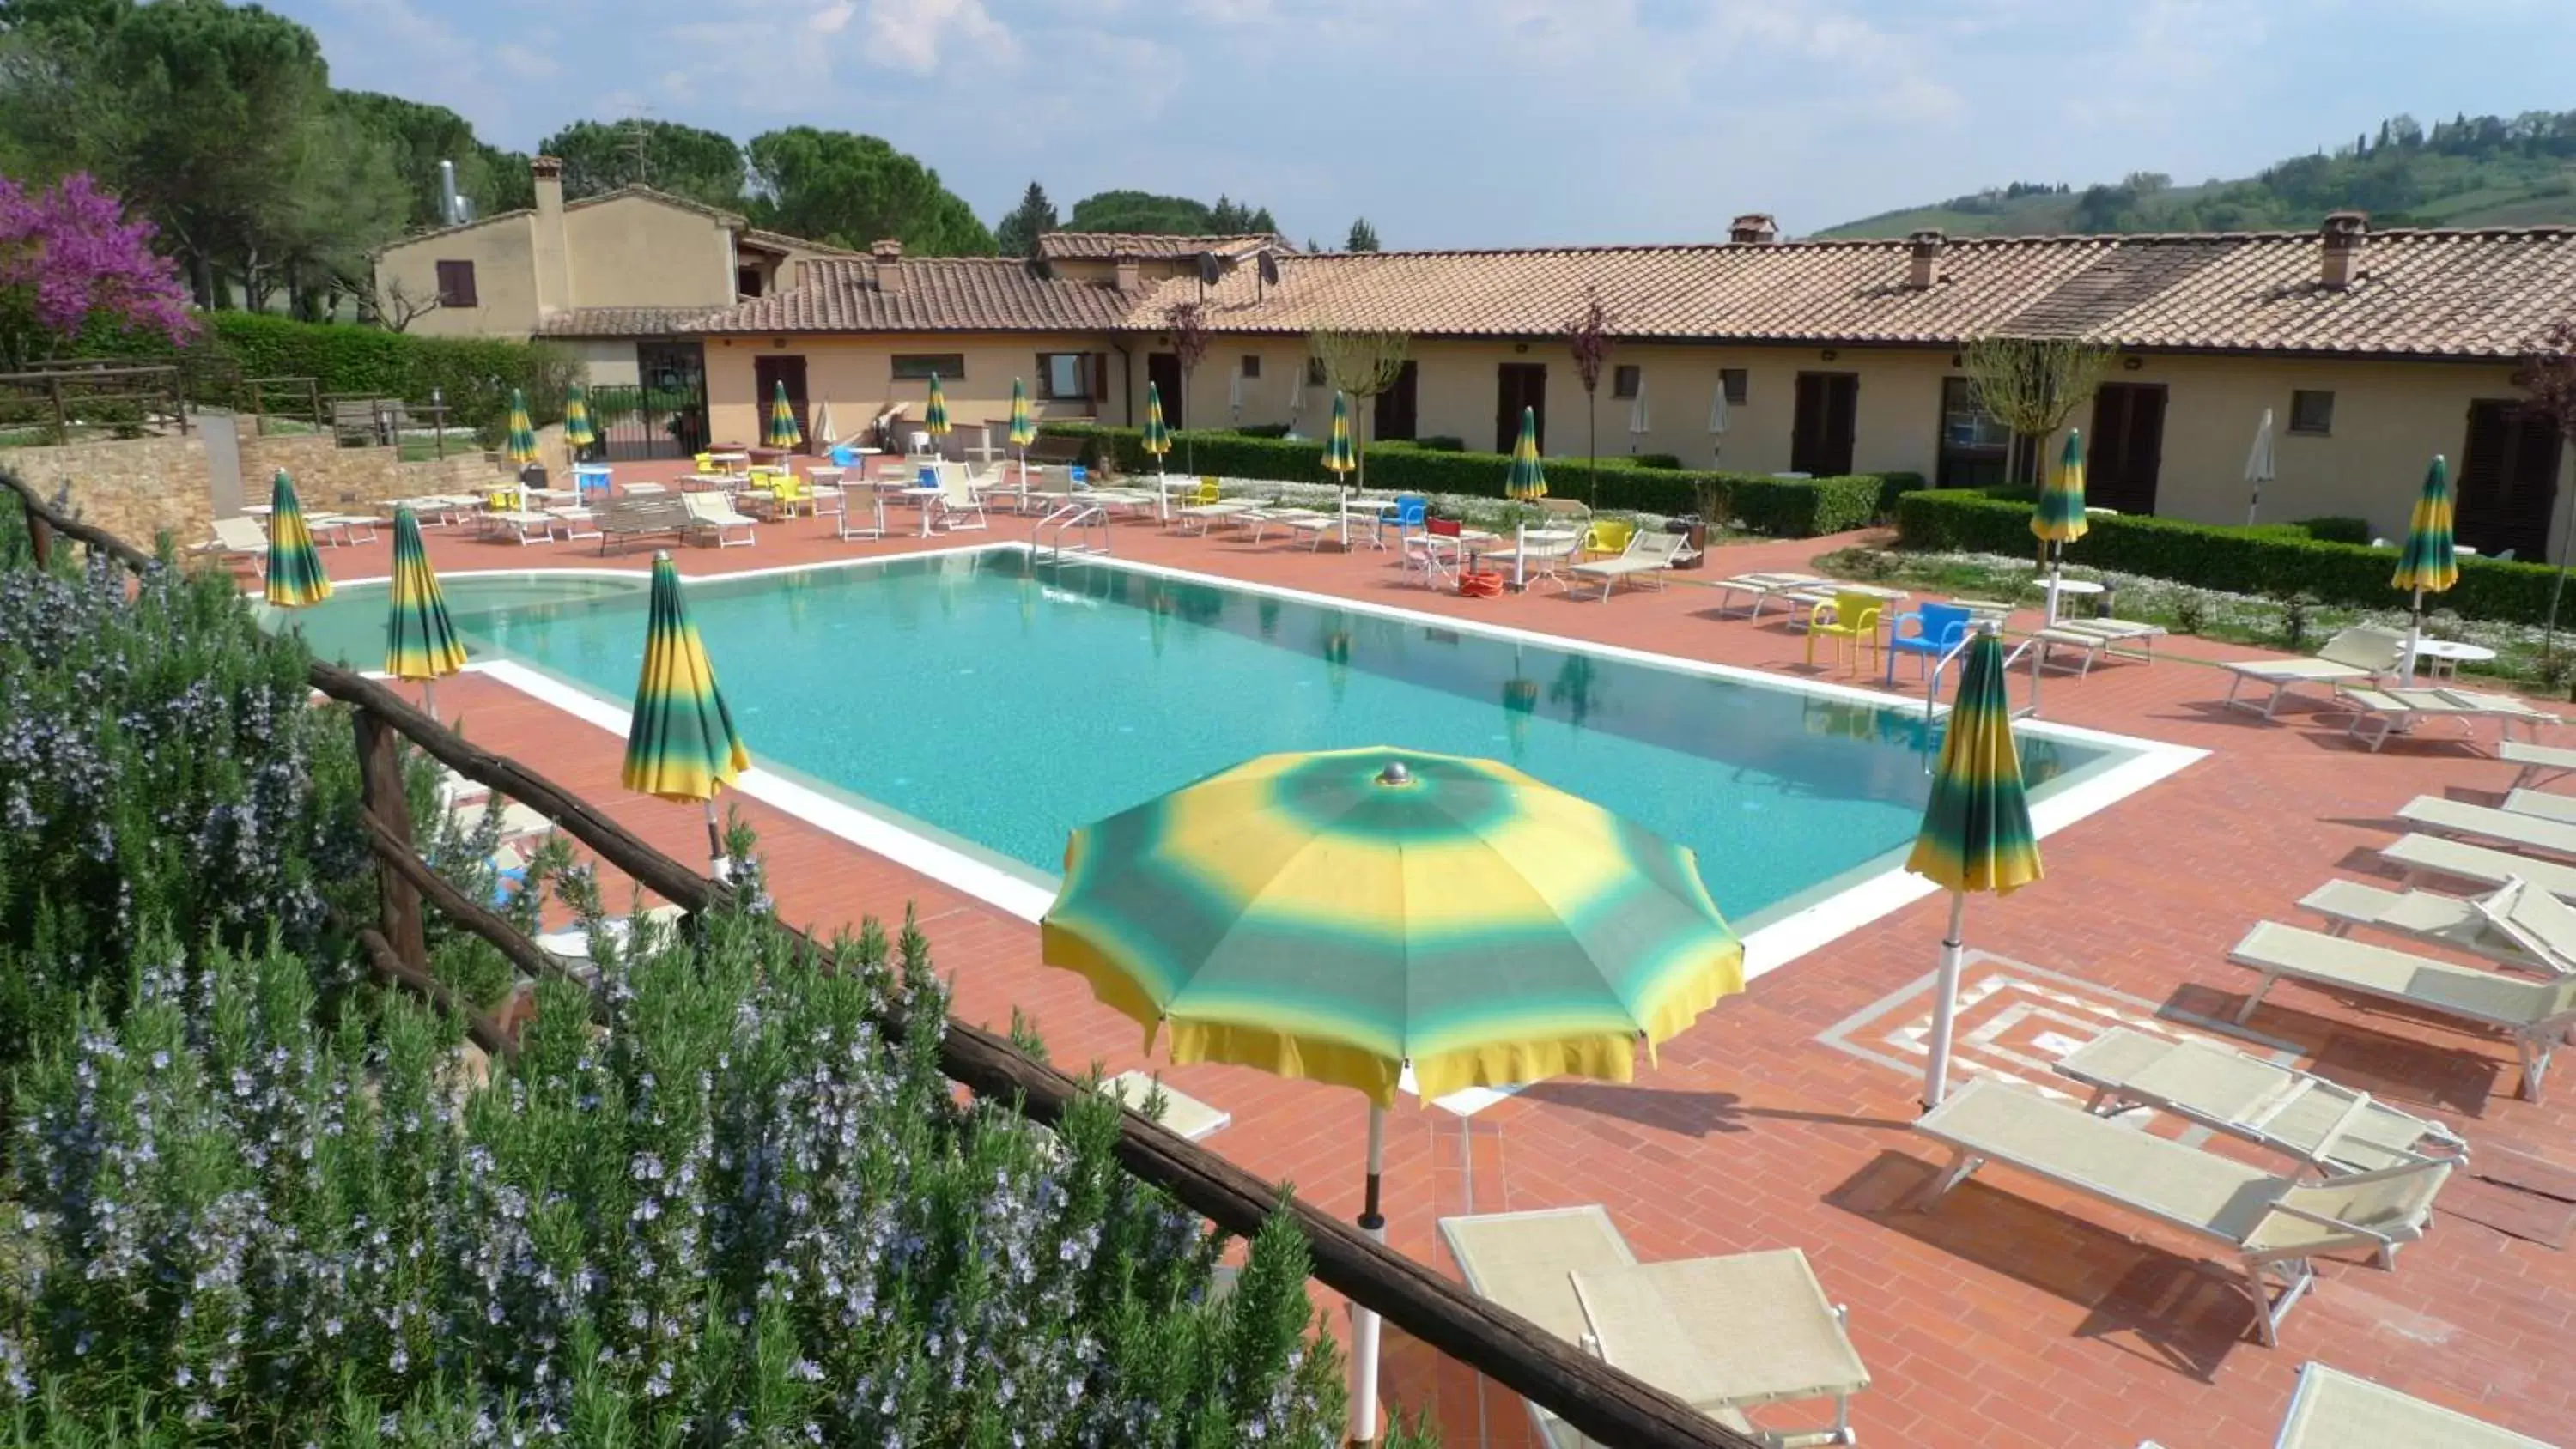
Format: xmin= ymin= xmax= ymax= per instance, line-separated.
xmin=1820 ymin=110 xmax=2576 ymax=238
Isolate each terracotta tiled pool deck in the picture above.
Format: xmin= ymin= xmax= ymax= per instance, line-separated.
xmin=284 ymin=467 xmax=2576 ymax=1446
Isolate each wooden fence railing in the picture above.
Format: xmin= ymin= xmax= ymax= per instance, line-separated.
xmin=6 ymin=475 xmax=1768 ymax=1449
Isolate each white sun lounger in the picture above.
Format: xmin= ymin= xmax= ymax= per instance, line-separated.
xmin=1713 ymin=573 xmax=1829 ymax=620
xmin=2032 ymin=618 xmax=2167 ymax=675
xmin=2219 ymin=627 xmax=2407 ymax=719
xmin=2227 ymin=920 xmax=2576 ymax=1100
xmin=189 ymin=515 xmax=270 ymax=573
xmin=2382 ymin=832 xmax=2576 ymax=901
xmin=2397 ymin=794 xmax=2576 ymax=857
xmin=1439 ymin=1206 xmax=1867 ymax=1446
xmin=2299 ymin=876 xmax=2576 ymax=976
xmin=1569 ymin=530 xmax=1698 ymax=600
xmin=2273 ymin=1361 xmax=2555 ymax=1448
xmin=2051 ymin=1026 xmax=2464 ymax=1175
xmin=682 ymin=492 xmax=756 ymax=548
xmin=2501 ymin=740 xmax=2576 ymax=790
xmin=1912 ymin=1077 xmax=2453 ymax=1345
xmin=2338 ymin=688 xmax=2559 ymax=753
xmin=2499 ymin=787 xmax=2576 ymax=825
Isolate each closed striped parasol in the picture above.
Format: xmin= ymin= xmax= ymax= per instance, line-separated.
xmin=262 ymin=470 xmax=331 ymax=609
xmin=1504 ymin=405 xmax=1547 ymax=501
xmin=504 ymin=388 xmax=539 ymax=467
xmin=384 ymin=506 xmax=465 ymax=719
xmin=2392 ymin=455 xmax=2459 ymax=682
xmin=622 ymin=551 xmax=750 ymax=878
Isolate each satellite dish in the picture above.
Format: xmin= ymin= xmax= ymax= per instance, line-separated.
xmin=1195 ymin=252 xmax=1223 ymax=285
xmin=1257 ymin=251 xmax=1281 ymax=287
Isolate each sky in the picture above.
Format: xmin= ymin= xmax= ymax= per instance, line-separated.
xmin=283 ymin=0 xmax=2576 ymax=247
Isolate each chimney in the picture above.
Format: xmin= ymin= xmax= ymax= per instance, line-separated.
xmin=870 ymin=238 xmax=904 ymax=261
xmin=529 ymin=156 xmax=570 ymax=317
xmin=1905 ymin=228 xmax=1945 ymax=289
xmin=2319 ymin=210 xmax=2367 ymax=290
xmin=869 ymin=238 xmax=903 ymax=294
xmin=1114 ymin=253 xmax=1141 ymax=292
xmin=1728 ymin=213 xmax=1777 ymax=245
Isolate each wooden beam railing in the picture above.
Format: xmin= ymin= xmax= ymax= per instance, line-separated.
xmin=5 ymin=474 xmax=1768 ymax=1449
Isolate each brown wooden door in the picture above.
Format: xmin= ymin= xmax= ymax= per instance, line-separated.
xmin=2087 ymin=383 xmax=2166 ymax=513
xmin=751 ymin=354 xmax=810 ymax=452
xmin=2458 ymin=399 xmax=2564 ymax=560
xmin=1376 ymin=361 xmax=1419 ymax=441
xmin=1146 ymin=352 xmax=1184 ymax=428
xmin=1496 ymin=363 xmax=1546 ymax=452
xmin=1790 ymin=372 xmax=1858 ymax=475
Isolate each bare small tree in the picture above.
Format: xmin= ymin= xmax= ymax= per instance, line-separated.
xmin=1309 ymin=329 xmax=1412 ymax=546
xmin=1566 ymin=286 xmax=1615 ymax=505
xmin=369 ymin=276 xmax=445 ymax=334
xmin=1164 ymin=300 xmax=1210 ymax=473
xmin=2514 ymin=318 xmax=2576 ymax=657
xmin=1959 ymin=336 xmax=2113 ymax=488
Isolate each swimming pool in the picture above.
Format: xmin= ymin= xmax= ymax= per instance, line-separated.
xmin=283 ymin=549 xmax=2190 ymax=938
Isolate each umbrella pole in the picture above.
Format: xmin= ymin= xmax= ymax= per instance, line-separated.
xmin=1922 ymin=892 xmax=1969 ymax=1110
xmin=1514 ymin=521 xmax=1527 ymax=592
xmin=421 ymin=676 xmax=439 ymax=724
xmin=2404 ymin=585 xmax=2427 ymax=686
xmin=1348 ymin=1101 xmax=1388 ymax=1445
xmin=704 ymin=797 xmax=728 ymax=882
xmin=2043 ymin=543 xmax=2064 ymax=628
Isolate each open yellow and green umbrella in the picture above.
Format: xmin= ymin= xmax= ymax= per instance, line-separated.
xmin=622 ymin=551 xmax=750 ymax=879
xmin=562 ymin=384 xmax=597 ymax=457
xmin=1907 ymin=627 xmax=2041 ymax=1107
xmin=923 ymin=373 xmax=950 ymax=440
xmin=765 ymin=379 xmax=803 ymax=452
xmin=2032 ymin=428 xmax=2087 ymax=624
xmin=1142 ymin=381 xmax=1171 ymax=465
xmin=1504 ymin=405 xmax=1547 ymax=501
xmin=262 ymin=469 xmax=331 ymax=609
xmin=2392 ymin=455 xmax=2458 ymax=683
xmin=1043 ymin=744 xmax=1742 ymax=1440
xmin=385 ymin=506 xmax=465 ymax=719
xmin=504 ymin=388 xmax=539 ymax=467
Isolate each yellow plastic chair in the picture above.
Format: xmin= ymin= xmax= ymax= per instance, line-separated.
xmin=484 ymin=487 xmax=517 ymax=512
xmin=1807 ymin=590 xmax=1884 ymax=676
xmin=693 ymin=452 xmax=716 ymax=476
xmin=1580 ymin=518 xmax=1635 ymax=559
xmin=772 ymin=475 xmax=810 ymax=518
xmin=1191 ymin=476 xmax=1222 ymax=506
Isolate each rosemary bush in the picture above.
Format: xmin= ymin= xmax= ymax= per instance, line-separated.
xmin=1 ymin=905 xmax=1378 ymax=1447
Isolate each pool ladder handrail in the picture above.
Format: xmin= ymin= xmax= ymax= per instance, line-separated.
xmin=1033 ymin=500 xmax=1109 ymax=560
xmin=1921 ymin=630 xmax=2044 ymax=770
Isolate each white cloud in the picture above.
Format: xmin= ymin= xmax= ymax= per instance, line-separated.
xmin=495 ymin=43 xmax=558 ymax=79
xmin=811 ymin=1 xmax=856 ymax=33
xmin=863 ymin=0 xmax=1010 ymax=73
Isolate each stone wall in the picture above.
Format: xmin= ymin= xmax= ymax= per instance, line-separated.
xmin=3 ymin=427 xmax=522 ymax=547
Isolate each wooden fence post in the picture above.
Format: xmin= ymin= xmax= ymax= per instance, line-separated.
xmin=26 ymin=506 xmax=51 ymax=569
xmin=354 ymin=708 xmax=431 ymax=978
xmin=46 ymin=375 xmax=65 ymax=444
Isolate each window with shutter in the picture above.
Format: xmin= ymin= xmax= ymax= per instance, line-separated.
xmin=434 ymin=259 xmax=477 ymax=307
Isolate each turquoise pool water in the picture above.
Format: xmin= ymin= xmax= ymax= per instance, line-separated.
xmin=283 ymin=552 xmax=2128 ymax=927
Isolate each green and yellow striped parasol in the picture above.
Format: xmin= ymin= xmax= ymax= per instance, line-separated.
xmin=562 ymin=384 xmax=597 ymax=452
xmin=1504 ymin=405 xmax=1547 ymax=501
xmin=924 ymin=373 xmax=951 ymax=438
xmin=1322 ymin=391 xmax=1357 ymax=476
xmin=262 ymin=469 xmax=331 ymax=609
xmin=1906 ymin=627 xmax=2040 ymax=1106
xmin=385 ymin=506 xmax=465 ymax=718
xmin=623 ymin=551 xmax=750 ymax=877
xmin=765 ymin=379 xmax=803 ymax=452
xmin=504 ymin=388 xmax=539 ymax=466
xmin=1142 ymin=381 xmax=1171 ymax=460
xmin=1008 ymin=377 xmax=1036 ymax=446
xmin=2031 ymin=427 xmax=2088 ymax=544
xmin=2392 ymin=454 xmax=2458 ymax=682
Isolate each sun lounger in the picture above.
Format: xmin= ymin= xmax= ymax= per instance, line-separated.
xmin=1439 ymin=1206 xmax=1865 ymax=1446
xmin=2397 ymin=794 xmax=2576 ymax=857
xmin=2272 ymin=1361 xmax=2554 ymax=1448
xmin=1568 ymin=530 xmax=1698 ymax=600
xmin=2338 ymin=687 xmax=2559 ymax=753
xmin=1712 ymin=573 xmax=1827 ymax=619
xmin=2501 ymin=740 xmax=2576 ymax=791
xmin=2499 ymin=787 xmax=2576 ymax=826
xmin=2227 ymin=919 xmax=2576 ymax=1100
xmin=1247 ymin=507 xmax=1329 ymax=543
xmin=2033 ymin=618 xmax=2167 ymax=675
xmin=1097 ymin=1071 xmax=1231 ymax=1141
xmin=2299 ymin=876 xmax=2576 ymax=976
xmin=682 ymin=492 xmax=756 ymax=548
xmin=483 ymin=510 xmax=558 ymax=545
xmin=1911 ymin=1077 xmax=2452 ymax=1344
xmin=2220 ymin=627 xmax=2407 ymax=719
xmin=598 ymin=495 xmax=691 ymax=555
xmin=189 ymin=515 xmax=269 ymax=573
xmin=2052 ymin=1026 xmax=2464 ymax=1175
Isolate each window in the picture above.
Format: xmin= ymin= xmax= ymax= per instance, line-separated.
xmin=1306 ymin=357 xmax=1327 ymax=387
xmin=737 ymin=266 xmax=764 ymax=298
xmin=892 ymin=354 xmax=965 ymax=382
xmin=434 ymin=259 xmax=477 ymax=308
xmin=1935 ymin=376 xmax=2013 ymax=489
xmin=1612 ymin=364 xmax=1641 ymax=399
xmin=1720 ymin=368 xmax=1749 ymax=405
xmin=2289 ymin=389 xmax=2335 ymax=435
xmin=1036 ymin=352 xmax=1103 ymax=403
xmin=1241 ymin=354 xmax=1262 ymax=379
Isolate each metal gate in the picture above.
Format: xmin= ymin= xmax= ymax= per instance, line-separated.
xmin=590 ymin=342 xmax=708 ymax=461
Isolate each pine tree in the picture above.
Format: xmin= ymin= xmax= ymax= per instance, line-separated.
xmin=1249 ymin=206 xmax=1277 ymax=233
xmin=993 ymin=180 xmax=1058 ymax=260
xmin=1346 ymin=217 xmax=1381 ymax=252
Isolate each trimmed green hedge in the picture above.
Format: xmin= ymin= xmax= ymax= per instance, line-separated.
xmin=1894 ymin=488 xmax=2566 ymax=626
xmin=87 ymin=312 xmax=576 ymax=433
xmin=1042 ymin=423 xmax=1920 ymax=538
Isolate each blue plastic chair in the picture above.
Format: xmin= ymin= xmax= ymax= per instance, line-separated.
xmin=829 ymin=444 xmax=861 ymax=468
xmin=1393 ymin=494 xmax=1428 ymax=537
xmin=1886 ymin=601 xmax=1973 ymax=685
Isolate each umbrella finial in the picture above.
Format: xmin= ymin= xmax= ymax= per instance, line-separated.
xmin=1375 ymin=760 xmax=1413 ymax=787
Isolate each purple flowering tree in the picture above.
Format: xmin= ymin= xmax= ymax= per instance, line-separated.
xmin=0 ymin=173 xmax=196 ymax=373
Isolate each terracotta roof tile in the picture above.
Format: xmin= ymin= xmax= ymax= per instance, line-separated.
xmin=534 ymin=306 xmax=726 ymax=337
xmin=686 ymin=258 xmax=1139 ymax=334
xmin=1037 ymin=232 xmax=1289 ymax=261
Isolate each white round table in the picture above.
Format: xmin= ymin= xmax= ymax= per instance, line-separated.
xmin=2043 ymin=576 xmax=2103 ymax=622
xmin=2412 ymin=639 xmax=2495 ymax=677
